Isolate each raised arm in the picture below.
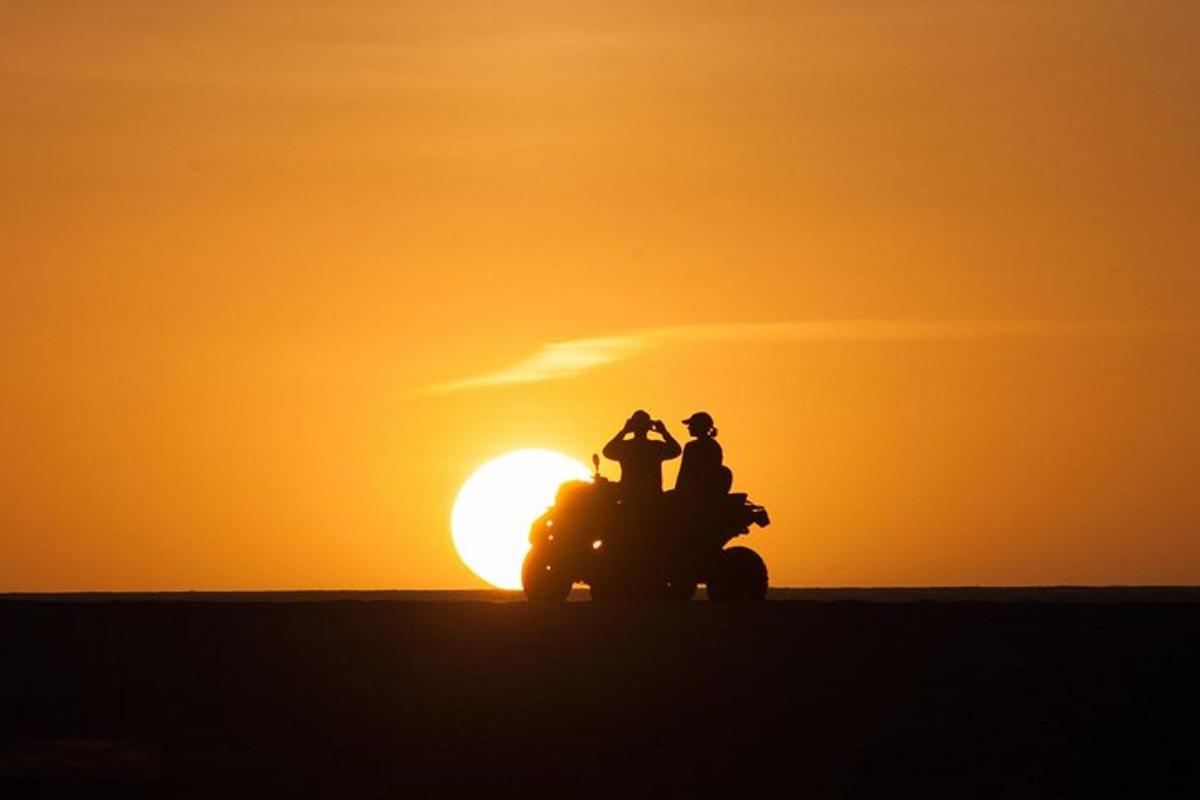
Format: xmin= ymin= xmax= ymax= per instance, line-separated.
xmin=602 ymin=425 xmax=629 ymax=460
xmin=652 ymin=420 xmax=682 ymax=459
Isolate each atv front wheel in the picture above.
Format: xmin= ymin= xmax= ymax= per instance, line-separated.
xmin=707 ymin=546 xmax=768 ymax=603
xmin=522 ymin=548 xmax=572 ymax=604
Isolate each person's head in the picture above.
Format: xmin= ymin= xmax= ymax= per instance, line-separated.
xmin=626 ymin=409 xmax=653 ymax=435
xmin=682 ymin=411 xmax=716 ymax=439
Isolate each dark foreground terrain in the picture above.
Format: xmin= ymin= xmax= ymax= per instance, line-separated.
xmin=2 ymin=590 xmax=1198 ymax=798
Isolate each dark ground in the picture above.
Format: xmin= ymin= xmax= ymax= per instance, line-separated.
xmin=2 ymin=589 xmax=1198 ymax=798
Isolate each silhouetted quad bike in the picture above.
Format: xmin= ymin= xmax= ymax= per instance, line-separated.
xmin=522 ymin=460 xmax=771 ymax=604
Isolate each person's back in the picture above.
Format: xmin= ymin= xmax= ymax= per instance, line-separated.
xmin=675 ymin=411 xmax=726 ymax=498
xmin=677 ymin=437 xmax=724 ymax=496
xmin=602 ymin=410 xmax=681 ymax=500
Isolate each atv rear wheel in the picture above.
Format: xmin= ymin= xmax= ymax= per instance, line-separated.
xmin=707 ymin=546 xmax=768 ymax=603
xmin=522 ymin=548 xmax=572 ymax=604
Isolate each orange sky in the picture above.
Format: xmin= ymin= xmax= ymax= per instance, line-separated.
xmin=3 ymin=1 xmax=1198 ymax=590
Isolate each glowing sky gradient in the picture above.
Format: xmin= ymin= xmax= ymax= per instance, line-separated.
xmin=3 ymin=2 xmax=1198 ymax=590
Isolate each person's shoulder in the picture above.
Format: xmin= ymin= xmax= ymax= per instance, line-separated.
xmin=604 ymin=438 xmax=629 ymax=455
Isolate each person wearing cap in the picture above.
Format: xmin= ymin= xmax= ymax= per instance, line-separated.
xmin=675 ymin=411 xmax=726 ymax=497
xmin=602 ymin=410 xmax=681 ymax=500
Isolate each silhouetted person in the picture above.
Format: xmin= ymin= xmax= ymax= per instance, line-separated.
xmin=675 ymin=411 xmax=728 ymax=497
xmin=602 ymin=410 xmax=681 ymax=500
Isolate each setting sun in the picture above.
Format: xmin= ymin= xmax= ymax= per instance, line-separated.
xmin=451 ymin=449 xmax=591 ymax=589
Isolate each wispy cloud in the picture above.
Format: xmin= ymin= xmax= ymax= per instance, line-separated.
xmin=426 ymin=335 xmax=641 ymax=392
xmin=424 ymin=319 xmax=1186 ymax=393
